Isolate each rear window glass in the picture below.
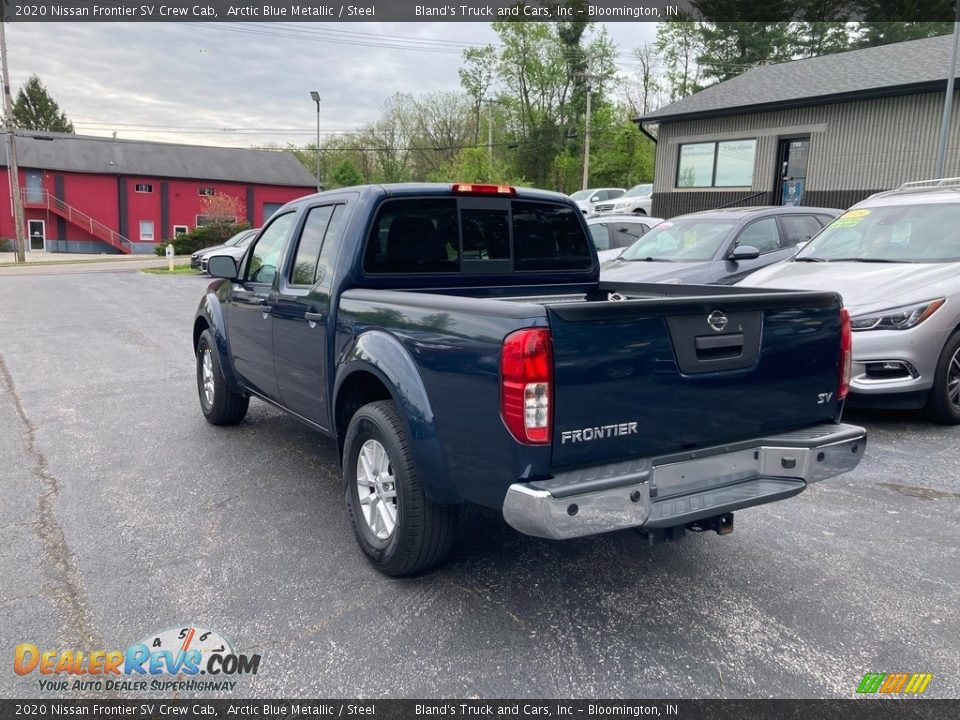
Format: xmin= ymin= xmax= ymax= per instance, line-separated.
xmin=363 ymin=198 xmax=592 ymax=274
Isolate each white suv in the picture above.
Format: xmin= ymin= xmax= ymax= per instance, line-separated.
xmin=594 ymin=184 xmax=653 ymax=216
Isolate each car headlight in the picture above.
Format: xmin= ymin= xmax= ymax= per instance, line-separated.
xmin=850 ymin=299 xmax=945 ymax=331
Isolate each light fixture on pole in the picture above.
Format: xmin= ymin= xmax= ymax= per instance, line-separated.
xmin=310 ymin=91 xmax=321 ymax=192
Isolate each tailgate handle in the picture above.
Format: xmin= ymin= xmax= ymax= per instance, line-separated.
xmin=695 ymin=333 xmax=743 ymax=351
xmin=694 ymin=333 xmax=744 ymax=361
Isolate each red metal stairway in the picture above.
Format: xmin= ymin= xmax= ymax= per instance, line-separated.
xmin=22 ymin=190 xmax=133 ymax=253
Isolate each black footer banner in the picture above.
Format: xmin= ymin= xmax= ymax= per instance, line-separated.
xmin=2 ymin=699 xmax=958 ymax=720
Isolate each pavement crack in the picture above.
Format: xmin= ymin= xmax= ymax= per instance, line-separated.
xmin=0 ymin=352 xmax=103 ymax=650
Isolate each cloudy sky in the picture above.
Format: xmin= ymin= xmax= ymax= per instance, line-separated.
xmin=6 ymin=21 xmax=657 ymax=148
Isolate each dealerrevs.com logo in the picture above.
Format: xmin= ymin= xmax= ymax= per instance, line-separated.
xmin=14 ymin=625 xmax=261 ymax=692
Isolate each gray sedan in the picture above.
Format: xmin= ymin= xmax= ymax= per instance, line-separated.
xmin=600 ymin=206 xmax=840 ymax=286
xmin=740 ymin=180 xmax=960 ymax=423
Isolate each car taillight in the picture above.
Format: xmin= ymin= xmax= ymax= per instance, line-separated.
xmin=500 ymin=328 xmax=552 ymax=444
xmin=839 ymin=308 xmax=852 ymax=400
xmin=451 ymin=183 xmax=517 ymax=196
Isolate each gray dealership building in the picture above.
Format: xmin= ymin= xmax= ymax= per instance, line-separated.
xmin=637 ymin=34 xmax=960 ymax=218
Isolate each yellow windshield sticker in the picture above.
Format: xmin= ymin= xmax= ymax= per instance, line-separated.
xmin=831 ymin=209 xmax=871 ymax=228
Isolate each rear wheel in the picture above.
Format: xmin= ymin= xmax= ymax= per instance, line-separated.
xmin=196 ymin=329 xmax=249 ymax=425
xmin=343 ymin=401 xmax=458 ymax=576
xmin=928 ymin=330 xmax=960 ymax=424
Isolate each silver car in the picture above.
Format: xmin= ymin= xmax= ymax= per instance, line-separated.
xmin=199 ymin=229 xmax=258 ymax=273
xmin=569 ymin=187 xmax=625 ymax=216
xmin=740 ymin=178 xmax=960 ymax=423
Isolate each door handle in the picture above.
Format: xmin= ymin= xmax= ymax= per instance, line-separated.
xmin=305 ymin=311 xmax=326 ymax=328
xmin=259 ymin=299 xmax=273 ymax=319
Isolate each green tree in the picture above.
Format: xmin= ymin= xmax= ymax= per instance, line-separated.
xmin=331 ymin=159 xmax=364 ymax=188
xmin=12 ymin=75 xmax=74 ymax=132
xmin=655 ymin=17 xmax=707 ymax=100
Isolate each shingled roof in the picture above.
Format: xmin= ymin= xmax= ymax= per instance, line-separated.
xmin=2 ymin=132 xmax=317 ymax=187
xmin=640 ymin=34 xmax=960 ymax=124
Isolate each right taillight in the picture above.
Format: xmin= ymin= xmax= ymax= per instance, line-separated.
xmin=839 ymin=308 xmax=852 ymax=400
xmin=500 ymin=328 xmax=552 ymax=444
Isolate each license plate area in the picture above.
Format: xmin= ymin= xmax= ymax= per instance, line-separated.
xmin=652 ymin=448 xmax=759 ymax=499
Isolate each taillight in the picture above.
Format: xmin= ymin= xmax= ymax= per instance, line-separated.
xmin=839 ymin=308 xmax=852 ymax=400
xmin=500 ymin=328 xmax=552 ymax=444
xmin=451 ymin=183 xmax=517 ymax=196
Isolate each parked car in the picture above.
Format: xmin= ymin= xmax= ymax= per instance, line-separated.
xmin=569 ymin=187 xmax=625 ymax=215
xmin=195 ymin=182 xmax=864 ymax=576
xmin=191 ymin=228 xmax=258 ymax=270
xmin=739 ymin=178 xmax=960 ymax=422
xmin=601 ymin=206 xmax=841 ymax=286
xmin=587 ymin=214 xmax=663 ymax=262
xmin=199 ymin=229 xmax=259 ymax=273
xmin=594 ymin=183 xmax=653 ymax=216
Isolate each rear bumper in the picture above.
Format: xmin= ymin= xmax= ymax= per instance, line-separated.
xmin=502 ymin=423 xmax=866 ymax=540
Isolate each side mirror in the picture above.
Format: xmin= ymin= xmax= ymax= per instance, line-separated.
xmin=590 ymin=195 xmax=600 ymax=203
xmin=207 ymin=255 xmax=239 ymax=279
xmin=730 ymin=245 xmax=760 ymax=261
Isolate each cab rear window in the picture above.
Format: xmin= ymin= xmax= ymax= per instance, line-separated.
xmin=363 ymin=198 xmax=592 ymax=274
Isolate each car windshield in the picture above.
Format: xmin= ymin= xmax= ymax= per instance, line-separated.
xmin=619 ymin=218 xmax=736 ymax=262
xmin=224 ymin=230 xmax=249 ymax=246
xmin=236 ymin=232 xmax=256 ymax=248
xmin=797 ymin=202 xmax=960 ymax=263
xmin=569 ymin=190 xmax=592 ymax=201
xmin=622 ymin=184 xmax=653 ymax=198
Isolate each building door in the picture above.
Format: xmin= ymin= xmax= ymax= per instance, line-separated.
xmin=25 ymin=171 xmax=44 ymax=203
xmin=775 ymin=137 xmax=810 ymax=206
xmin=262 ymin=202 xmax=283 ymax=223
xmin=28 ymin=220 xmax=45 ymax=251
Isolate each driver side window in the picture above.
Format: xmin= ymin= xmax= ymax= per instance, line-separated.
xmin=245 ymin=212 xmax=296 ymax=285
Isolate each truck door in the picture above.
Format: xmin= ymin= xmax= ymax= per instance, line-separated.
xmin=228 ymin=211 xmax=297 ymax=400
xmin=272 ymin=203 xmax=347 ymax=428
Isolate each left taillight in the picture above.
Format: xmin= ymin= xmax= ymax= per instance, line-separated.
xmin=500 ymin=328 xmax=552 ymax=444
xmin=839 ymin=308 xmax=852 ymax=400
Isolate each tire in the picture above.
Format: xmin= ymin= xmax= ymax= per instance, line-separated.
xmin=929 ymin=330 xmax=960 ymax=424
xmin=343 ymin=401 xmax=458 ymax=576
xmin=196 ymin=329 xmax=249 ymax=426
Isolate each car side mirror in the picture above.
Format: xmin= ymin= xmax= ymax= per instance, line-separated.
xmin=590 ymin=195 xmax=600 ymax=203
xmin=730 ymin=245 xmax=760 ymax=261
xmin=207 ymin=255 xmax=239 ymax=279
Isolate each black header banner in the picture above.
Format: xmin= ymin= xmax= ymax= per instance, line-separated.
xmin=1 ymin=699 xmax=958 ymax=719
xmin=0 ymin=0 xmax=955 ymax=23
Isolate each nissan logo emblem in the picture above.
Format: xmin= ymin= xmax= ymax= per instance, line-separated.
xmin=707 ymin=311 xmax=728 ymax=333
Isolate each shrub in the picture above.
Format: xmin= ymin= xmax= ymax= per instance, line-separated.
xmin=155 ymin=222 xmax=251 ymax=256
xmin=0 ymin=238 xmax=12 ymax=252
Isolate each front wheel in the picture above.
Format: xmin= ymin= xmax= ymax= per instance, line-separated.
xmin=196 ymin=329 xmax=249 ymax=426
xmin=343 ymin=401 xmax=458 ymax=576
xmin=928 ymin=330 xmax=960 ymax=424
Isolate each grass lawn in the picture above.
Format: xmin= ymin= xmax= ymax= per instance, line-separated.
xmin=141 ymin=264 xmax=202 ymax=275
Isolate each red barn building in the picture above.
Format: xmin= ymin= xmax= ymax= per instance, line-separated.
xmin=0 ymin=132 xmax=317 ymax=254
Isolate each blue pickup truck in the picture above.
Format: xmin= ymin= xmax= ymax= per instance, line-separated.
xmin=193 ymin=183 xmax=866 ymax=575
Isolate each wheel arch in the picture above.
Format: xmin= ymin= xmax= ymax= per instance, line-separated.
xmin=334 ymin=331 xmax=458 ymax=504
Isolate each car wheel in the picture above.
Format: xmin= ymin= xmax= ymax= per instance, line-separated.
xmin=196 ymin=329 xmax=249 ymax=425
xmin=343 ymin=401 xmax=458 ymax=576
xmin=928 ymin=329 xmax=960 ymax=424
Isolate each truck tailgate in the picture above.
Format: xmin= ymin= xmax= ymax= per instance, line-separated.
xmin=547 ymin=291 xmax=844 ymax=468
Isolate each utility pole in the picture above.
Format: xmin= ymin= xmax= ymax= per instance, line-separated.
xmin=578 ymin=57 xmax=601 ymax=192
xmin=935 ymin=0 xmax=960 ymax=178
xmin=483 ymin=98 xmax=496 ymax=171
xmin=0 ymin=22 xmax=25 ymax=262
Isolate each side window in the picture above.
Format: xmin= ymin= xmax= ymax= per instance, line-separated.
xmin=735 ymin=217 xmax=781 ymax=254
xmin=781 ymin=215 xmax=822 ymax=247
xmin=588 ymin=223 xmax=611 ymax=251
xmin=246 ymin=212 xmax=296 ymax=285
xmin=315 ymin=205 xmax=345 ymax=290
xmin=612 ymin=222 xmax=649 ymax=248
xmin=290 ymin=206 xmax=335 ymax=286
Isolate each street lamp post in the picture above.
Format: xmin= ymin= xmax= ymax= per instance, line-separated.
xmin=310 ymin=91 xmax=321 ymax=191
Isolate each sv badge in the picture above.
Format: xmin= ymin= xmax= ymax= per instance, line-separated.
xmin=817 ymin=392 xmax=834 ymax=404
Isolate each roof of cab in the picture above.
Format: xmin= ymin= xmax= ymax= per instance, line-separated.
xmin=281 ymin=182 xmax=575 ymax=209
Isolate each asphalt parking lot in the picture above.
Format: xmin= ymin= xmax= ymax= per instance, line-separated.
xmin=1 ymin=266 xmax=958 ymax=700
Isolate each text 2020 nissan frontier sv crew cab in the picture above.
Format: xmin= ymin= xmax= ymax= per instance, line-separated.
xmin=193 ymin=183 xmax=866 ymax=575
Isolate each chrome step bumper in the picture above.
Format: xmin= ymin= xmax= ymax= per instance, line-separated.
xmin=502 ymin=423 xmax=866 ymax=540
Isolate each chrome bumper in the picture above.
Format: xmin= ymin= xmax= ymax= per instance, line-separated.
xmin=502 ymin=423 xmax=866 ymax=540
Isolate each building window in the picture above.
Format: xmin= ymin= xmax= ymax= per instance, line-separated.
xmin=140 ymin=220 xmax=155 ymax=242
xmin=135 ymin=183 xmax=153 ymax=193
xmin=199 ymin=187 xmax=215 ymax=196
xmin=173 ymin=225 xmax=189 ymax=236
xmin=677 ymin=139 xmax=756 ymax=188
